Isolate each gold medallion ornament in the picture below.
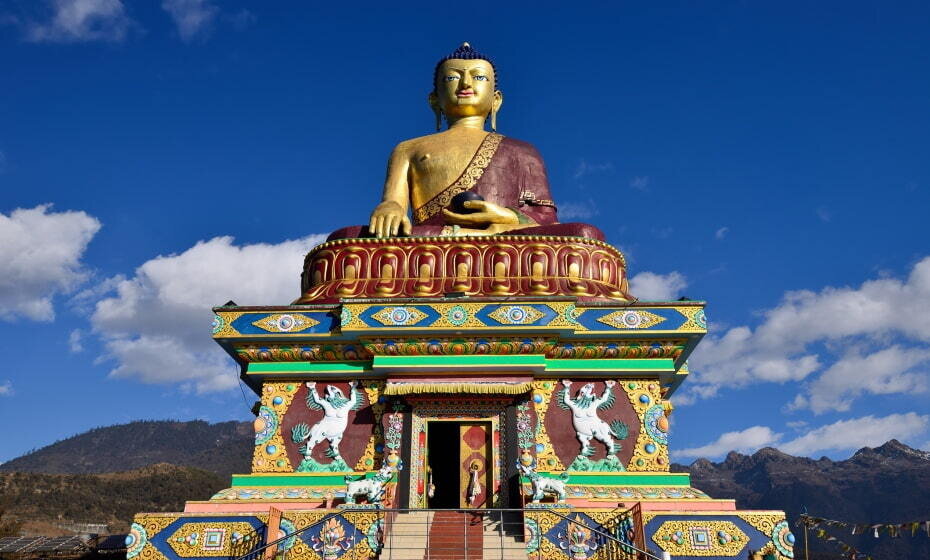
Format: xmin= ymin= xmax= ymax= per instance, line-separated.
xmin=251 ymin=313 xmax=319 ymax=333
xmin=167 ymin=522 xmax=259 ymax=558
xmin=371 ymin=306 xmax=428 ymax=326
xmin=596 ymin=309 xmax=667 ymax=329
xmin=652 ymin=521 xmax=748 ymax=557
xmin=488 ymin=305 xmax=545 ymax=325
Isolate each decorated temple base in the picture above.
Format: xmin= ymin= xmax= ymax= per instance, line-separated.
xmin=127 ymin=235 xmax=794 ymax=560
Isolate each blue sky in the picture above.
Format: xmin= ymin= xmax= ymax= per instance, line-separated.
xmin=1 ymin=1 xmax=929 ymax=464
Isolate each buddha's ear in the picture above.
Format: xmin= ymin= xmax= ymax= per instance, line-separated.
xmin=428 ymin=92 xmax=442 ymax=132
xmin=493 ymin=90 xmax=504 ymax=113
xmin=490 ymin=90 xmax=503 ymax=131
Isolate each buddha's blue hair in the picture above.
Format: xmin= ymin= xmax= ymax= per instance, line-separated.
xmin=434 ymin=43 xmax=499 ymax=90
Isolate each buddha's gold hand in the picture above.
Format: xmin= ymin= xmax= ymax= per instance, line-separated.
xmin=442 ymin=200 xmax=520 ymax=227
xmin=369 ymin=201 xmax=412 ymax=238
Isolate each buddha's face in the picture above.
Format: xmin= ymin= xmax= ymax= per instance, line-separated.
xmin=432 ymin=58 xmax=502 ymax=118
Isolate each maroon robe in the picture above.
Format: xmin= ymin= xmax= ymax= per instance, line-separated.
xmin=328 ymin=134 xmax=604 ymax=241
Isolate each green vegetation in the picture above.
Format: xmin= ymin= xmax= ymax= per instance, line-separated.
xmin=0 ymin=464 xmax=226 ymax=533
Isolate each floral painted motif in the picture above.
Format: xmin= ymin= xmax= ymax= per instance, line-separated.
xmin=311 ymin=518 xmax=354 ymax=560
xmin=446 ymin=304 xmax=470 ymax=326
xmin=558 ymin=515 xmax=600 ymax=560
xmin=516 ymin=401 xmax=535 ymax=451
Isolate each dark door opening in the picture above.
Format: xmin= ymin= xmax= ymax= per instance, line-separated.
xmin=427 ymin=421 xmax=460 ymax=508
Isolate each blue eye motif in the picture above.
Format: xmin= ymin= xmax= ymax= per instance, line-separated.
xmin=444 ymin=76 xmax=458 ymax=82
xmin=475 ymin=75 xmax=488 ymax=81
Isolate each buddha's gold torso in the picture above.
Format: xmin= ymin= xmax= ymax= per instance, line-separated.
xmin=400 ymin=128 xmax=489 ymax=214
xmin=366 ymin=47 xmax=553 ymax=238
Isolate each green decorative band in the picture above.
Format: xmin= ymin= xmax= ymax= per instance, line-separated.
xmin=247 ymin=361 xmax=371 ymax=374
xmin=522 ymin=472 xmax=691 ymax=486
xmin=373 ymin=354 xmax=546 ymax=368
xmin=545 ymin=358 xmax=676 ymax=372
xmin=246 ymin=357 xmax=676 ymax=376
xmin=231 ymin=472 xmax=388 ymax=487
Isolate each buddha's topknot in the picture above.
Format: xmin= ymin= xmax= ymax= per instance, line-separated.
xmin=433 ymin=42 xmax=499 ymax=90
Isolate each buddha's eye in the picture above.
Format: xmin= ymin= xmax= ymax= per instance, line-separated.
xmin=475 ymin=75 xmax=488 ymax=81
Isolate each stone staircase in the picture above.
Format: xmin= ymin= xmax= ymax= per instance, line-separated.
xmin=479 ymin=513 xmax=526 ymax=560
xmin=378 ymin=511 xmax=525 ymax=560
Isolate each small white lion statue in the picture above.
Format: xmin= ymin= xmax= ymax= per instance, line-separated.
xmin=519 ymin=463 xmax=569 ymax=503
xmin=344 ymin=465 xmax=394 ymax=505
xmin=528 ymin=471 xmax=569 ymax=503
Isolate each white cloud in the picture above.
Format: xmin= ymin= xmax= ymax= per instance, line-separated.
xmin=559 ymin=199 xmax=598 ymax=220
xmin=90 ymin=234 xmax=327 ymax=393
xmin=779 ymin=413 xmax=928 ymax=456
xmin=630 ymin=271 xmax=687 ymax=301
xmin=629 ymin=176 xmax=650 ymax=191
xmin=715 ymin=226 xmax=729 ymax=240
xmin=27 ymin=0 xmax=134 ymax=43
xmin=573 ymin=160 xmax=613 ymax=180
xmin=676 ymin=413 xmax=929 ymax=459
xmin=791 ymin=346 xmax=929 ymax=413
xmin=69 ymin=274 xmax=125 ymax=314
xmin=0 ymin=380 xmax=12 ymax=396
xmin=161 ymin=0 xmax=218 ymax=41
xmin=0 ymin=204 xmax=101 ymax=321
xmin=69 ymin=329 xmax=84 ymax=353
xmin=677 ymin=426 xmax=781 ymax=459
xmin=686 ymin=256 xmax=930 ymax=409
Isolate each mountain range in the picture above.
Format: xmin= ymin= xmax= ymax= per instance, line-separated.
xmin=0 ymin=420 xmax=252 ymax=478
xmin=2 ymin=420 xmax=928 ymax=558
xmin=672 ymin=440 xmax=930 ymax=559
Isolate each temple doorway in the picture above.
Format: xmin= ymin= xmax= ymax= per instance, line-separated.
xmin=425 ymin=421 xmax=492 ymax=509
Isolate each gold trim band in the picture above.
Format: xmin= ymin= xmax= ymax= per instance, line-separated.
xmin=383 ymin=381 xmax=532 ymax=395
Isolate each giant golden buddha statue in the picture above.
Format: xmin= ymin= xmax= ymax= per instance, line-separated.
xmin=327 ymin=43 xmax=604 ymax=241
xmin=300 ymin=43 xmax=629 ymax=304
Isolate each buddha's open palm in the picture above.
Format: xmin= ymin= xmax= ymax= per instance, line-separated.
xmin=442 ymin=200 xmax=519 ymax=227
xmin=369 ymin=201 xmax=413 ymax=238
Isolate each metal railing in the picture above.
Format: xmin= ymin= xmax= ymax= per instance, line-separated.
xmin=232 ymin=507 xmax=667 ymax=560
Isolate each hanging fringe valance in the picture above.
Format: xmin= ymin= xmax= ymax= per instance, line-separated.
xmin=383 ymin=381 xmax=533 ymax=396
